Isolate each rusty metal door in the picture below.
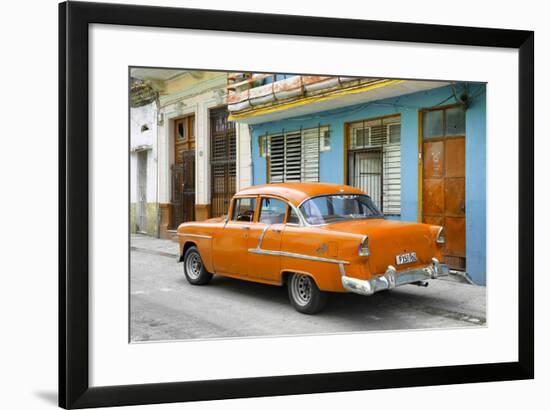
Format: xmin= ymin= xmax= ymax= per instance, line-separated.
xmin=210 ymin=108 xmax=236 ymax=218
xmin=171 ymin=150 xmax=195 ymax=227
xmin=422 ymin=137 xmax=466 ymax=270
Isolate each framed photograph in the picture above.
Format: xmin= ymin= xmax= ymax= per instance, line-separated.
xmin=59 ymin=1 xmax=534 ymax=408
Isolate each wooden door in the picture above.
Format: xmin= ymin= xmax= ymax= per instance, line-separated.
xmin=137 ymin=150 xmax=148 ymax=233
xmin=210 ymin=108 xmax=236 ymax=218
xmin=171 ymin=164 xmax=184 ymax=227
xmin=181 ymin=150 xmax=195 ymax=222
xmin=422 ymin=137 xmax=466 ymax=270
xmin=172 ymin=115 xmax=195 ymax=227
xmin=171 ymin=153 xmax=195 ymax=226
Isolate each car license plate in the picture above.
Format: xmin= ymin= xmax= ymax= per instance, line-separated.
xmin=395 ymin=252 xmax=417 ymax=265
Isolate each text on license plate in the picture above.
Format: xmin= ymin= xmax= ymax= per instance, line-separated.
xmin=395 ymin=252 xmax=417 ymax=265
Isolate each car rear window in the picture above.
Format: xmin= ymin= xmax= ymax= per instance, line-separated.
xmin=300 ymin=194 xmax=382 ymax=225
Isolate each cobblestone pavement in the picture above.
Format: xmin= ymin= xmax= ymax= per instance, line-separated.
xmin=130 ymin=234 xmax=486 ymax=342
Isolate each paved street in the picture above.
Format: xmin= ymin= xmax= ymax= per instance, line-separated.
xmin=130 ymin=235 xmax=486 ymax=342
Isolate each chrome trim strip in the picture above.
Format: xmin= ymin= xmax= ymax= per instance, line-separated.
xmin=177 ymin=233 xmax=212 ymax=239
xmin=249 ymin=222 xmax=349 ymax=264
xmin=257 ymin=225 xmax=271 ymax=248
xmin=248 ymin=248 xmax=350 ymax=265
xmin=436 ymin=226 xmax=445 ymax=244
xmin=358 ymin=235 xmax=369 ymax=256
xmin=287 ymin=202 xmax=309 ymax=227
xmin=338 ymin=263 xmax=347 ymax=276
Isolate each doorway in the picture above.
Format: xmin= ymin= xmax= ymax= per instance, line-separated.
xmin=210 ymin=108 xmax=236 ymax=218
xmin=171 ymin=115 xmax=195 ymax=227
xmin=421 ymin=106 xmax=466 ymax=270
xmin=137 ymin=150 xmax=148 ymax=233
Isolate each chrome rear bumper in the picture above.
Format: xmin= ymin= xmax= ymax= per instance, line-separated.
xmin=340 ymin=258 xmax=449 ymax=296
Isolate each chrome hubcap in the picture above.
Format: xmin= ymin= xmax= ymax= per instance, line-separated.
xmin=186 ymin=252 xmax=202 ymax=279
xmin=291 ymin=274 xmax=312 ymax=306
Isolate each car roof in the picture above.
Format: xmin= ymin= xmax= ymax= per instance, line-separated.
xmin=235 ymin=183 xmax=366 ymax=206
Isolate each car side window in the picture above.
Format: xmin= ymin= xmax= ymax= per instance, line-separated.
xmin=258 ymin=198 xmax=287 ymax=224
xmin=232 ymin=197 xmax=256 ymax=222
xmin=287 ymin=207 xmax=301 ymax=225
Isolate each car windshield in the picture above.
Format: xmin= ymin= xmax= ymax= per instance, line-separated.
xmin=299 ymin=194 xmax=383 ymax=225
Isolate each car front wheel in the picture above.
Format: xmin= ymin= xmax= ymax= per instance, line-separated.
xmin=287 ymin=273 xmax=327 ymax=314
xmin=183 ymin=246 xmax=212 ymax=285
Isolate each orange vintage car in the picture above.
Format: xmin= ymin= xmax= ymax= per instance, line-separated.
xmin=177 ymin=183 xmax=448 ymax=314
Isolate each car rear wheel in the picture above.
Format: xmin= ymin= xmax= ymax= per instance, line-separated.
xmin=287 ymin=273 xmax=327 ymax=314
xmin=183 ymin=246 xmax=212 ymax=285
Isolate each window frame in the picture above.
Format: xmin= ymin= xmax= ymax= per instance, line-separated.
xmin=286 ymin=205 xmax=302 ymax=227
xmin=229 ymin=196 xmax=259 ymax=223
xmin=348 ymin=115 xmax=401 ymax=150
xmin=345 ymin=114 xmax=401 ymax=216
xmin=421 ymin=103 xmax=466 ymax=140
xmin=265 ymin=125 xmax=329 ymax=183
xmin=257 ymin=196 xmax=289 ymax=225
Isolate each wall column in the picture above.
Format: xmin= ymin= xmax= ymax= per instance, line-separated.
xmin=465 ymin=87 xmax=487 ymax=285
xmin=400 ymin=110 xmax=420 ymax=222
xmin=195 ymin=99 xmax=219 ymax=221
xmin=236 ymin=122 xmax=252 ymax=191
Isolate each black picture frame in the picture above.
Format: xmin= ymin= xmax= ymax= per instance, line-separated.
xmin=59 ymin=1 xmax=534 ymax=408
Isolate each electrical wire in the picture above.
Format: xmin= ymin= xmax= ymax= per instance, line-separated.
xmin=250 ymin=83 xmax=486 ymax=131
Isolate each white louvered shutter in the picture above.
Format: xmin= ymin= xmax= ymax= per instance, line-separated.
xmin=348 ymin=117 xmax=401 ymax=215
xmin=269 ymin=134 xmax=284 ymax=183
xmin=383 ymin=144 xmax=401 ymax=215
xmin=301 ymin=128 xmax=321 ymax=182
xmin=268 ymin=127 xmax=324 ymax=183
xmin=284 ymin=132 xmax=302 ymax=181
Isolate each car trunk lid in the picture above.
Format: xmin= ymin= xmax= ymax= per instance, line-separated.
xmin=320 ymin=219 xmax=439 ymax=275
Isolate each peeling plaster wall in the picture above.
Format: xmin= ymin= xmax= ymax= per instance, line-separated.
xmin=130 ymin=102 xmax=157 ymax=150
xmin=130 ymin=101 xmax=159 ymax=236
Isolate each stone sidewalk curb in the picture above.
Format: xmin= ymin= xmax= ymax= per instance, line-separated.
xmin=130 ymin=246 xmax=179 ymax=259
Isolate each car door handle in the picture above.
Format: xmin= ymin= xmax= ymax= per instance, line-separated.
xmin=272 ymin=228 xmax=282 ymax=233
xmin=241 ymin=226 xmax=250 ymax=230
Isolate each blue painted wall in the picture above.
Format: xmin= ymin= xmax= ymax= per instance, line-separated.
xmin=464 ymin=84 xmax=487 ymax=285
xmin=250 ymin=83 xmax=486 ymax=284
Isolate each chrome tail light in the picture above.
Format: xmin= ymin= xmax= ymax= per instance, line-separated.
xmin=436 ymin=227 xmax=445 ymax=244
xmin=358 ymin=235 xmax=370 ymax=256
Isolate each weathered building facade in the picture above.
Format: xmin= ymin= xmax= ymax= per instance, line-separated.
xmin=130 ymin=69 xmax=252 ymax=239
xmin=130 ymin=71 xmax=487 ymax=284
xmin=227 ymin=75 xmax=486 ymax=284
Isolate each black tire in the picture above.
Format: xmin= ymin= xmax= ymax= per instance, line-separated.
xmin=287 ymin=273 xmax=328 ymax=314
xmin=183 ymin=246 xmax=212 ymax=285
